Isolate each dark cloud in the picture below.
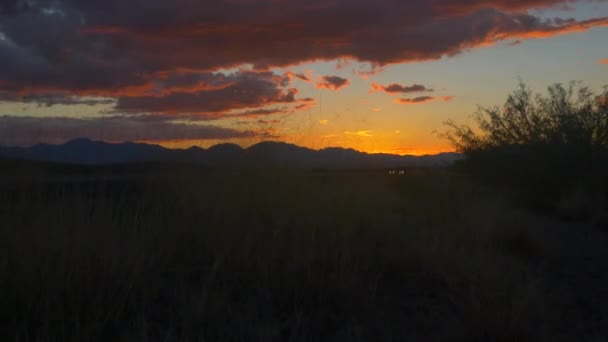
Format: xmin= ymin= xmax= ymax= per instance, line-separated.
xmin=114 ymin=70 xmax=304 ymax=116
xmin=110 ymin=107 xmax=291 ymax=123
xmin=0 ymin=0 xmax=30 ymax=15
xmin=371 ymin=83 xmax=434 ymax=94
xmin=435 ymin=0 xmax=607 ymax=14
xmin=286 ymin=72 xmax=311 ymax=82
xmin=317 ymin=76 xmax=350 ymax=91
xmin=372 ymin=81 xmax=449 ymax=104
xmin=396 ymin=96 xmax=454 ymax=104
xmin=102 ymin=113 xmax=209 ymax=123
xmin=225 ymin=108 xmax=288 ymax=119
xmin=0 ymin=68 xmax=310 ymax=119
xmin=0 ymin=0 xmax=605 ymax=111
xmin=0 ymin=115 xmax=258 ymax=146
xmin=0 ymin=92 xmax=116 ymax=106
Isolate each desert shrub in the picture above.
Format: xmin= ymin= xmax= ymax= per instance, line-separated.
xmin=444 ymin=81 xmax=608 ymax=215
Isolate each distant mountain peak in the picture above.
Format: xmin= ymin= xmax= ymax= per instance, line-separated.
xmin=247 ymin=141 xmax=312 ymax=153
xmin=207 ymin=143 xmax=244 ymax=153
xmin=248 ymin=140 xmax=302 ymax=148
xmin=0 ymin=140 xmax=462 ymax=168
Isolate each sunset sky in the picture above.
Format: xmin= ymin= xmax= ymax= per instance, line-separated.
xmin=1 ymin=0 xmax=608 ymax=155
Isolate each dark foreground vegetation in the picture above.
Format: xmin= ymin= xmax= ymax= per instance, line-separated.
xmin=1 ymin=82 xmax=608 ymax=341
xmin=445 ymin=81 xmax=608 ymax=219
xmin=1 ymin=161 xmax=608 ymax=342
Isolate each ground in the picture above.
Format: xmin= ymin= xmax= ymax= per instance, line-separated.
xmin=1 ymin=161 xmax=607 ymax=341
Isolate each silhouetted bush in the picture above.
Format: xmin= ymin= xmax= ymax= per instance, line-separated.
xmin=445 ymin=81 xmax=608 ymax=217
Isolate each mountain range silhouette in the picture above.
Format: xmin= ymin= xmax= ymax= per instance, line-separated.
xmin=0 ymin=139 xmax=462 ymax=168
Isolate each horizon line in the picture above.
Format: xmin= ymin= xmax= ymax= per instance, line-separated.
xmin=0 ymin=138 xmax=460 ymax=158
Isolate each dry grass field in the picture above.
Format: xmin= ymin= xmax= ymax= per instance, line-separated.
xmin=1 ymin=161 xmax=607 ymax=341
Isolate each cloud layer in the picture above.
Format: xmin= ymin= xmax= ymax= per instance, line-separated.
xmin=371 ymin=82 xmax=453 ymax=104
xmin=371 ymin=83 xmax=434 ymax=94
xmin=0 ymin=115 xmax=260 ymax=146
xmin=113 ymin=70 xmax=313 ymax=117
xmin=395 ymin=96 xmax=455 ymax=104
xmin=1 ymin=0 xmax=606 ymax=100
xmin=0 ymin=0 xmax=607 ymax=143
xmin=317 ymin=76 xmax=350 ymax=91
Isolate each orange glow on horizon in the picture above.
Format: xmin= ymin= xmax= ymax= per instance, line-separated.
xmin=139 ymin=139 xmax=455 ymax=157
xmin=370 ymin=147 xmax=456 ymax=156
